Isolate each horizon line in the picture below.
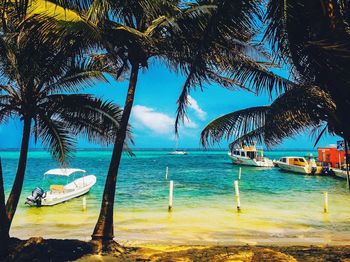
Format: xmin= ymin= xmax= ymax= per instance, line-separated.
xmin=0 ymin=147 xmax=319 ymax=151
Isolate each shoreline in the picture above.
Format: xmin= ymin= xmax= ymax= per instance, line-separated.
xmin=6 ymin=237 xmax=350 ymax=261
xmin=10 ymin=233 xmax=350 ymax=247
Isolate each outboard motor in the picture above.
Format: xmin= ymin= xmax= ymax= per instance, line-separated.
xmin=25 ymin=187 xmax=46 ymax=207
xmin=321 ymin=167 xmax=335 ymax=176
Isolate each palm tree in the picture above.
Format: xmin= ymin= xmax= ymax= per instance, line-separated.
xmin=0 ymin=159 xmax=7 ymax=257
xmin=89 ymin=1 xmax=292 ymax=249
xmin=0 ymin=24 xmax=129 ymax=255
xmin=34 ymin=0 xmax=292 ymax=249
xmin=201 ymin=85 xmax=336 ymax=149
xmin=202 ymin=0 xmax=350 ymax=168
xmin=264 ymin=0 xmax=350 ymax=141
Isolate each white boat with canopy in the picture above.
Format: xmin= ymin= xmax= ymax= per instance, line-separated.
xmin=228 ymin=144 xmax=274 ymax=167
xmin=25 ymin=168 xmax=96 ymax=206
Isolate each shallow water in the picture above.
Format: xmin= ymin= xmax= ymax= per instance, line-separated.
xmin=3 ymin=149 xmax=350 ymax=245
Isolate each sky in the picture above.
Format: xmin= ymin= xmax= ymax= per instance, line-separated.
xmin=0 ymin=62 xmax=341 ymax=150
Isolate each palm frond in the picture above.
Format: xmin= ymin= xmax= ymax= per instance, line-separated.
xmin=37 ymin=114 xmax=76 ymax=164
xmin=42 ymin=94 xmax=133 ymax=146
xmin=228 ymin=127 xmax=265 ymax=151
xmin=201 ymin=85 xmax=336 ymax=148
xmin=311 ymin=124 xmax=329 ymax=148
xmin=170 ymin=0 xmax=292 ymax=133
xmin=44 ymin=54 xmax=115 ymax=94
xmin=201 ymin=106 xmax=269 ymax=148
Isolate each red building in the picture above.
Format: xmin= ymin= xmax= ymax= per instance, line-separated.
xmin=318 ymin=147 xmax=349 ymax=168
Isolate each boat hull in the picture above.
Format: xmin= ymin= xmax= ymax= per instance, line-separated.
xmin=276 ymin=162 xmax=310 ymax=174
xmin=228 ymin=154 xmax=274 ymax=167
xmin=169 ymin=152 xmax=187 ymax=155
xmin=276 ymin=162 xmax=323 ymax=175
xmin=40 ymin=175 xmax=96 ymax=206
xmin=333 ymin=169 xmax=348 ymax=179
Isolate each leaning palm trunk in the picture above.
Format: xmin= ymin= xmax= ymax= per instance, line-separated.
xmin=0 ymin=158 xmax=9 ymax=258
xmin=5 ymin=117 xmax=31 ymax=228
xmin=92 ymin=64 xmax=139 ymax=246
xmin=344 ymin=139 xmax=350 ymax=190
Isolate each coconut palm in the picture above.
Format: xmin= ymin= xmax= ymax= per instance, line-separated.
xmin=0 ymin=24 xmax=130 ymax=256
xmin=202 ymin=0 xmax=350 ymax=161
xmin=89 ymin=0 xmax=292 ymax=249
xmin=31 ymin=0 xmax=292 ymax=249
xmin=0 ymin=159 xmax=7 ymax=257
xmin=201 ymin=86 xmax=337 ymax=149
xmin=264 ymin=0 xmax=350 ymax=141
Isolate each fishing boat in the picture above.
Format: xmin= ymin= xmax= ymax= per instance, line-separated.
xmin=25 ymin=168 xmax=96 ymax=207
xmin=275 ymin=155 xmax=322 ymax=175
xmin=228 ymin=145 xmax=274 ymax=167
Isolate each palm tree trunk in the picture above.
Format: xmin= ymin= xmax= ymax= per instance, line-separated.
xmin=91 ymin=64 xmax=139 ymax=244
xmin=5 ymin=117 xmax=31 ymax=229
xmin=344 ymin=139 xmax=350 ymax=191
xmin=0 ymin=158 xmax=9 ymax=258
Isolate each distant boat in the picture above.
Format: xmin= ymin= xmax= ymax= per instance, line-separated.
xmin=275 ymin=155 xmax=323 ymax=175
xmin=169 ymin=150 xmax=188 ymax=155
xmin=228 ymin=145 xmax=273 ymax=167
xmin=25 ymin=168 xmax=96 ymax=207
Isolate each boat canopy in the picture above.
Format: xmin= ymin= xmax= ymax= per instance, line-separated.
xmin=44 ymin=168 xmax=86 ymax=177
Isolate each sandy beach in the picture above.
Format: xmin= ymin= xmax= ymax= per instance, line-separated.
xmin=5 ymin=237 xmax=350 ymax=261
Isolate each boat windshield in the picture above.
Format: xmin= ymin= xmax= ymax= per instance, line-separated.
xmin=247 ymin=151 xmax=256 ymax=159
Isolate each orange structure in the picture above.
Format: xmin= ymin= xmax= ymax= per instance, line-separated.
xmin=318 ymin=147 xmax=349 ymax=168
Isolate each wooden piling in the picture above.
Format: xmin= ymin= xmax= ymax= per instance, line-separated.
xmin=168 ymin=180 xmax=173 ymax=212
xmin=234 ymin=180 xmax=241 ymax=212
xmin=324 ymin=192 xmax=328 ymax=213
xmin=82 ymin=196 xmax=86 ymax=211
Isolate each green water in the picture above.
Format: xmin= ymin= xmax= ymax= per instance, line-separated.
xmin=2 ymin=149 xmax=350 ymax=245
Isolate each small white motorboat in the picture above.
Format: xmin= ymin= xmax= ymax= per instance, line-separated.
xmin=169 ymin=150 xmax=188 ymax=155
xmin=25 ymin=168 xmax=96 ymax=206
xmin=228 ymin=145 xmax=274 ymax=167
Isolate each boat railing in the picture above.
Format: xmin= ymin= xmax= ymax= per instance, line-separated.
xmin=256 ymin=156 xmax=268 ymax=161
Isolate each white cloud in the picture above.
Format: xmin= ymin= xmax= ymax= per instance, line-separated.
xmin=183 ymin=117 xmax=197 ymax=128
xmin=132 ymin=105 xmax=197 ymax=135
xmin=187 ymin=95 xmax=207 ymax=120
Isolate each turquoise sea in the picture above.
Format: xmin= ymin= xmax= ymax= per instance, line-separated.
xmin=2 ymin=149 xmax=350 ymax=245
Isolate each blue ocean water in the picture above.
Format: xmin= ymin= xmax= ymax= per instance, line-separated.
xmin=2 ymin=149 xmax=350 ymax=245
